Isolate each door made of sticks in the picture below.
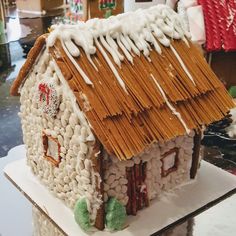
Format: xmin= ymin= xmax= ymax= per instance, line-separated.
xmin=126 ymin=161 xmax=149 ymax=215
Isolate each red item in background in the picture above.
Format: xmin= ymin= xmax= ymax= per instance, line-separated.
xmin=198 ymin=0 xmax=236 ymax=52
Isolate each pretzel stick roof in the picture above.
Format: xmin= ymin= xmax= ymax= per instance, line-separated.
xmin=11 ymin=5 xmax=235 ymax=160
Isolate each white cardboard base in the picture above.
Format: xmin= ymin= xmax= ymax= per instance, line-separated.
xmin=0 ymin=145 xmax=32 ymax=236
xmin=3 ymin=145 xmax=236 ymax=236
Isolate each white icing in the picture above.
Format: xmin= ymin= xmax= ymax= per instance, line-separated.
xmin=61 ymin=40 xmax=93 ymax=86
xmin=226 ymin=107 xmax=236 ymax=138
xmin=95 ymin=38 xmax=128 ymax=93
xmin=170 ymin=45 xmax=195 ymax=85
xmin=150 ymin=74 xmax=191 ymax=134
xmin=47 ymin=5 xmax=190 ymax=92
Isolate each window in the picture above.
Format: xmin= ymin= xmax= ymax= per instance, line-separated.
xmin=161 ymin=148 xmax=179 ymax=177
xmin=42 ymin=132 xmax=61 ymax=167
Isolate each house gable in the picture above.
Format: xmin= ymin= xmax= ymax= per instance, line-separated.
xmin=10 ymin=34 xmax=48 ymax=96
xmin=18 ymin=49 xmax=104 ymax=228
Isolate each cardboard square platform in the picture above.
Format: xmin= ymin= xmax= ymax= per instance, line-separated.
xmin=3 ymin=145 xmax=236 ymax=236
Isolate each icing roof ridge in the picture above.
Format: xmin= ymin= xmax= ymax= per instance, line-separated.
xmin=47 ymin=4 xmax=189 ymax=56
xmin=47 ymin=5 xmax=190 ymax=90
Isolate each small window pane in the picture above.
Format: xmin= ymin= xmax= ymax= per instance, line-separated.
xmin=161 ymin=148 xmax=178 ymax=177
xmin=47 ymin=138 xmax=60 ymax=162
xmin=42 ymin=132 xmax=61 ymax=167
xmin=163 ymin=152 xmax=176 ymax=171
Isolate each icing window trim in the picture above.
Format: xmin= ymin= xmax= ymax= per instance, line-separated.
xmin=42 ymin=132 xmax=61 ymax=167
xmin=161 ymin=148 xmax=179 ymax=177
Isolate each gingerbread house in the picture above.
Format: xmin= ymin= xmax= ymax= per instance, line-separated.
xmin=10 ymin=5 xmax=235 ymax=231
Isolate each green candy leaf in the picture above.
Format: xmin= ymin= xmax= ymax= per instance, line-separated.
xmin=229 ymin=86 xmax=236 ymax=98
xmin=105 ymin=197 xmax=126 ymax=231
xmin=74 ymin=198 xmax=91 ymax=231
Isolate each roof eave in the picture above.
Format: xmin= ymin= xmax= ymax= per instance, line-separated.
xmin=10 ymin=34 xmax=48 ymax=96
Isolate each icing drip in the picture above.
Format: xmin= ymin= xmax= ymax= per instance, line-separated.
xmin=123 ymin=35 xmax=140 ymax=56
xmin=106 ymin=34 xmax=124 ymax=62
xmin=61 ymin=40 xmax=93 ymax=86
xmin=150 ymin=74 xmax=190 ymax=134
xmin=100 ymin=35 xmax=122 ymax=68
xmin=117 ymin=35 xmax=134 ymax=64
xmin=120 ymin=34 xmax=132 ymax=53
xmin=95 ymin=38 xmax=128 ymax=93
xmin=47 ymin=5 xmax=191 ymax=92
xmin=170 ymin=45 xmax=196 ymax=86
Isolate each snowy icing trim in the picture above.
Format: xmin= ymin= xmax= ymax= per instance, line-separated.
xmin=170 ymin=45 xmax=196 ymax=85
xmin=47 ymin=5 xmax=191 ymax=92
xmin=150 ymin=74 xmax=191 ymax=134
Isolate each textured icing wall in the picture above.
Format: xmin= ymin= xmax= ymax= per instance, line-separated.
xmin=19 ymin=51 xmax=102 ymax=223
xmin=145 ymin=132 xmax=194 ymax=200
xmin=32 ymin=206 xmax=64 ymax=236
xmin=104 ymin=132 xmax=195 ymax=205
xmin=103 ymin=153 xmax=129 ymax=206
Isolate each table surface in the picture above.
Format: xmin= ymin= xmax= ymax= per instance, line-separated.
xmin=1 ymin=145 xmax=236 ymax=236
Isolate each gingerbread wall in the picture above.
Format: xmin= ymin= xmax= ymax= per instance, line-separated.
xmin=19 ymin=50 xmax=102 ymax=224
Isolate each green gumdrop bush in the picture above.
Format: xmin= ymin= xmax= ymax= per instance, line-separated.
xmin=229 ymin=86 xmax=236 ymax=98
xmin=106 ymin=197 xmax=126 ymax=231
xmin=74 ymin=198 xmax=91 ymax=231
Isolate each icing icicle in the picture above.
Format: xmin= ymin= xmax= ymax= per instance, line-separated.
xmin=61 ymin=40 xmax=94 ymax=86
xmin=150 ymin=74 xmax=191 ymax=134
xmin=95 ymin=38 xmax=128 ymax=93
xmin=117 ymin=35 xmax=134 ymax=64
xmin=170 ymin=45 xmax=196 ymax=85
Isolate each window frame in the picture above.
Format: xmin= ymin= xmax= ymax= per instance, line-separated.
xmin=42 ymin=132 xmax=61 ymax=167
xmin=161 ymin=148 xmax=179 ymax=177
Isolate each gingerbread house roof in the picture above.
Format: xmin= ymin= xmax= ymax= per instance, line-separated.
xmin=11 ymin=5 xmax=235 ymax=160
xmin=198 ymin=0 xmax=236 ymax=52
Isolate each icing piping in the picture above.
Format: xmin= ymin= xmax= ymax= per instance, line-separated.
xmin=106 ymin=34 xmax=124 ymax=62
xmin=150 ymin=74 xmax=191 ymax=134
xmin=100 ymin=35 xmax=122 ymax=68
xmin=95 ymin=38 xmax=128 ymax=93
xmin=117 ymin=35 xmax=134 ymax=64
xmin=120 ymin=34 xmax=131 ymax=52
xmin=170 ymin=45 xmax=196 ymax=85
xmin=123 ymin=35 xmax=140 ymax=56
xmin=61 ymin=40 xmax=93 ymax=86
